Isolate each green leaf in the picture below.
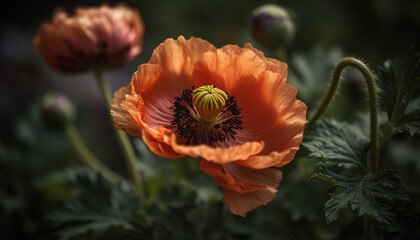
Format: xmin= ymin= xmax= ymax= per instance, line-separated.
xmin=47 ymin=167 xmax=233 ymax=240
xmin=377 ymin=49 xmax=420 ymax=145
xmin=302 ymin=119 xmax=369 ymax=171
xmin=377 ymin=48 xmax=420 ymax=125
xmin=324 ymin=170 xmax=411 ymax=227
xmin=48 ymin=169 xmax=145 ymax=240
xmin=304 ymin=119 xmax=413 ymax=235
xmin=400 ymin=109 xmax=420 ymax=136
xmin=307 ymin=171 xmax=336 ymax=184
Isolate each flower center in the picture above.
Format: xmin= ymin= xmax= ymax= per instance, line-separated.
xmin=171 ymin=85 xmax=243 ymax=146
xmin=192 ymin=85 xmax=228 ymax=123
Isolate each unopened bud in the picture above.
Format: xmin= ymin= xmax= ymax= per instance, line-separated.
xmin=251 ymin=4 xmax=295 ymax=49
xmin=41 ymin=93 xmax=75 ymax=128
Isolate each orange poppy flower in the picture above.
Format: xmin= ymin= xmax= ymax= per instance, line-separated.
xmin=34 ymin=4 xmax=144 ymax=73
xmin=111 ymin=36 xmax=307 ymax=216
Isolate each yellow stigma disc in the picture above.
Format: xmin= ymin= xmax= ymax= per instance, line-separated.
xmin=192 ymin=85 xmax=228 ymax=122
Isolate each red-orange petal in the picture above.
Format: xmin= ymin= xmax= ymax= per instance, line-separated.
xmin=223 ymin=188 xmax=278 ymax=217
xmin=141 ymin=127 xmax=184 ymax=159
xmin=200 ymin=160 xmax=282 ymax=216
xmin=172 ymin=136 xmax=264 ymax=164
xmin=236 ymin=83 xmax=307 ymax=169
xmin=111 ymin=84 xmax=143 ymax=139
xmin=191 ymin=43 xmax=287 ymax=94
xmin=111 ymin=79 xmax=183 ymax=159
xmin=139 ymin=37 xmax=216 ymax=101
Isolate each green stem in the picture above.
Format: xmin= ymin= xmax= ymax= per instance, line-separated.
xmin=93 ymin=69 xmax=144 ymax=200
xmin=307 ymin=57 xmax=379 ymax=173
xmin=64 ymin=123 xmax=118 ymax=181
xmin=364 ymin=215 xmax=374 ymax=240
xmin=307 ymin=57 xmax=379 ymax=239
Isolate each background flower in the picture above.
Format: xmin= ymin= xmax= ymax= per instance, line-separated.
xmin=112 ymin=36 xmax=307 ymax=216
xmin=33 ymin=4 xmax=144 ymax=73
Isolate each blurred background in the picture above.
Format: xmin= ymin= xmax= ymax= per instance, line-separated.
xmin=1 ymin=0 xmax=419 ymax=239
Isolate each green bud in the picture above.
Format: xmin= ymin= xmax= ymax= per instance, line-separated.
xmin=251 ymin=4 xmax=295 ymax=49
xmin=41 ymin=93 xmax=75 ymax=129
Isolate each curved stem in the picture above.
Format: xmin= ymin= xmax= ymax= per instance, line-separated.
xmin=64 ymin=123 xmax=118 ymax=181
xmin=93 ymin=69 xmax=144 ymax=200
xmin=307 ymin=57 xmax=379 ymax=174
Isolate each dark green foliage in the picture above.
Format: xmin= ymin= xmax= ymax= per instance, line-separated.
xmin=288 ymin=46 xmax=343 ymax=111
xmin=377 ymin=48 xmax=420 ymax=141
xmin=377 ymin=48 xmax=420 ymax=123
xmin=324 ymin=169 xmax=410 ymax=228
xmin=48 ymin=169 xmax=142 ymax=240
xmin=400 ymin=109 xmax=420 ymax=136
xmin=0 ymin=104 xmax=74 ymax=240
xmin=47 ymin=164 xmax=233 ymax=240
xmin=303 ymin=120 xmax=414 ymax=236
xmin=303 ymin=120 xmax=369 ymax=171
xmin=302 ymin=49 xmax=420 ymax=238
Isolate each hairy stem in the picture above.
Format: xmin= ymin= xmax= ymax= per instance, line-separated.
xmin=307 ymin=57 xmax=379 ymax=174
xmin=307 ymin=58 xmax=379 ymax=239
xmin=93 ymin=69 xmax=144 ymax=200
xmin=64 ymin=123 xmax=118 ymax=181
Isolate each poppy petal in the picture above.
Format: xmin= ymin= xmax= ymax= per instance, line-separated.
xmin=223 ymin=188 xmax=278 ymax=217
xmin=111 ymin=80 xmax=183 ymax=159
xmin=173 ymin=136 xmax=265 ymax=164
xmin=139 ymin=36 xmax=217 ymax=101
xmin=199 ymin=160 xmax=282 ymax=216
xmin=142 ymin=127 xmax=184 ymax=159
xmin=237 ymin=83 xmax=307 ymax=169
xmin=111 ymin=84 xmax=143 ymax=139
xmin=192 ymin=43 xmax=287 ymax=94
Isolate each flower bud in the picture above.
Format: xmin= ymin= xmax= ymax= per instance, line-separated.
xmin=41 ymin=93 xmax=75 ymax=128
xmin=251 ymin=4 xmax=295 ymax=49
xmin=33 ymin=4 xmax=144 ymax=73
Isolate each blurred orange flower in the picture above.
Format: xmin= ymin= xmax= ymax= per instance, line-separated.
xmin=111 ymin=36 xmax=307 ymax=216
xmin=34 ymin=4 xmax=144 ymax=73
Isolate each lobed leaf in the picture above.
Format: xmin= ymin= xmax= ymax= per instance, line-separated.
xmin=324 ymin=170 xmax=411 ymax=227
xmin=48 ymin=169 xmax=143 ymax=240
xmin=400 ymin=109 xmax=420 ymax=136
xmin=302 ymin=119 xmax=369 ymax=171
xmin=377 ymin=48 xmax=420 ymax=125
xmin=304 ymin=119 xmax=413 ymax=235
xmin=377 ymin=49 xmax=420 ymax=145
xmin=47 ymin=166 xmax=232 ymax=240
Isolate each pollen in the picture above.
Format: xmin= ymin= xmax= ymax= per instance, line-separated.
xmin=192 ymin=85 xmax=228 ymax=123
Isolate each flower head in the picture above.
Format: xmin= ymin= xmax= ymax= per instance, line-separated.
xmin=111 ymin=36 xmax=307 ymax=216
xmin=41 ymin=92 xmax=75 ymax=129
xmin=251 ymin=4 xmax=295 ymax=49
xmin=34 ymin=4 xmax=144 ymax=73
